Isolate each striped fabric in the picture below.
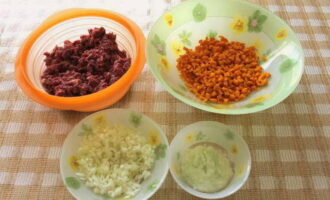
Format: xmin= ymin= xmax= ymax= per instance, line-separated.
xmin=0 ymin=0 xmax=329 ymax=199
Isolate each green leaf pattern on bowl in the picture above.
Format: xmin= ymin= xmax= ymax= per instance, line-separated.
xmin=178 ymin=30 xmax=192 ymax=47
xmin=280 ymin=58 xmax=294 ymax=73
xmin=192 ymin=3 xmax=207 ymax=22
xmin=154 ymin=144 xmax=167 ymax=160
xmin=207 ymin=30 xmax=218 ymax=38
xmin=130 ymin=112 xmax=142 ymax=127
xmin=78 ymin=123 xmax=92 ymax=136
xmin=65 ymin=177 xmax=81 ymax=189
xmin=151 ymin=34 xmax=166 ymax=56
xmin=248 ymin=10 xmax=267 ymax=32
xmin=195 ymin=131 xmax=206 ymax=141
xmin=225 ymin=130 xmax=234 ymax=140
xmin=147 ymin=180 xmax=158 ymax=191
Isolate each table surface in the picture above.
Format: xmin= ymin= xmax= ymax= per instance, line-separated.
xmin=0 ymin=0 xmax=329 ymax=199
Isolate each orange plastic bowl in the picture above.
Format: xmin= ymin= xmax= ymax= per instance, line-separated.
xmin=15 ymin=8 xmax=145 ymax=112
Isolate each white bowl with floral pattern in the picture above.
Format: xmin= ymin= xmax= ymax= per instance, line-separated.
xmin=146 ymin=0 xmax=304 ymax=114
xmin=169 ymin=121 xmax=251 ymax=199
xmin=60 ymin=109 xmax=169 ymax=200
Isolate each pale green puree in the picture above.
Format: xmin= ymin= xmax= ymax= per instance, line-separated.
xmin=180 ymin=144 xmax=234 ymax=193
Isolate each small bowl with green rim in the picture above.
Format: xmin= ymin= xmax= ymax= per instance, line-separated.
xmin=169 ymin=121 xmax=251 ymax=199
xmin=60 ymin=108 xmax=169 ymax=200
xmin=146 ymin=0 xmax=304 ymax=114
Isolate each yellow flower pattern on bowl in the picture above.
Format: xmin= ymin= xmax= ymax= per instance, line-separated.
xmin=230 ymin=15 xmax=248 ymax=35
xmin=252 ymin=94 xmax=269 ymax=103
xmin=231 ymin=144 xmax=239 ymax=155
xmin=158 ymin=56 xmax=170 ymax=71
xmin=148 ymin=131 xmax=161 ymax=146
xmin=164 ymin=13 xmax=173 ymax=27
xmin=92 ymin=114 xmax=108 ymax=131
xmin=184 ymin=132 xmax=196 ymax=144
xmin=237 ymin=164 xmax=246 ymax=176
xmin=251 ymin=39 xmax=265 ymax=57
xmin=275 ymin=29 xmax=288 ymax=40
xmin=170 ymin=40 xmax=184 ymax=57
xmin=68 ymin=156 xmax=79 ymax=171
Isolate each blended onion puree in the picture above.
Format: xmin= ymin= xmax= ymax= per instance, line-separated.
xmin=180 ymin=142 xmax=234 ymax=193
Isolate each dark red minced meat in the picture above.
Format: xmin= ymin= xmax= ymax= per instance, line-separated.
xmin=41 ymin=27 xmax=131 ymax=97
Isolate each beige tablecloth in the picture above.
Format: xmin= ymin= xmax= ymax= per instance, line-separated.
xmin=0 ymin=0 xmax=329 ymax=199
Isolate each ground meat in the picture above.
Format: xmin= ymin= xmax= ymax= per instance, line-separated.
xmin=41 ymin=27 xmax=131 ymax=97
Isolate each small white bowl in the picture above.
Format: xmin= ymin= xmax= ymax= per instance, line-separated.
xmin=60 ymin=108 xmax=169 ymax=200
xmin=169 ymin=121 xmax=251 ymax=199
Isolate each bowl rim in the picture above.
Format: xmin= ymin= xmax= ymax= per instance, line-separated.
xmin=146 ymin=0 xmax=304 ymax=115
xmin=168 ymin=121 xmax=252 ymax=199
xmin=60 ymin=108 xmax=170 ymax=200
xmin=15 ymin=8 xmax=146 ymax=110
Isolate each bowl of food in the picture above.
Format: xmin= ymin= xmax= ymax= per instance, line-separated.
xmin=169 ymin=121 xmax=251 ymax=199
xmin=15 ymin=8 xmax=145 ymax=112
xmin=146 ymin=0 xmax=304 ymax=114
xmin=60 ymin=109 xmax=169 ymax=200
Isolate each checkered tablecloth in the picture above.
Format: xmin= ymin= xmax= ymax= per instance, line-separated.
xmin=0 ymin=0 xmax=329 ymax=199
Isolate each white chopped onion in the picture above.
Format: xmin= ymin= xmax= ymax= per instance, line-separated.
xmin=76 ymin=124 xmax=154 ymax=198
